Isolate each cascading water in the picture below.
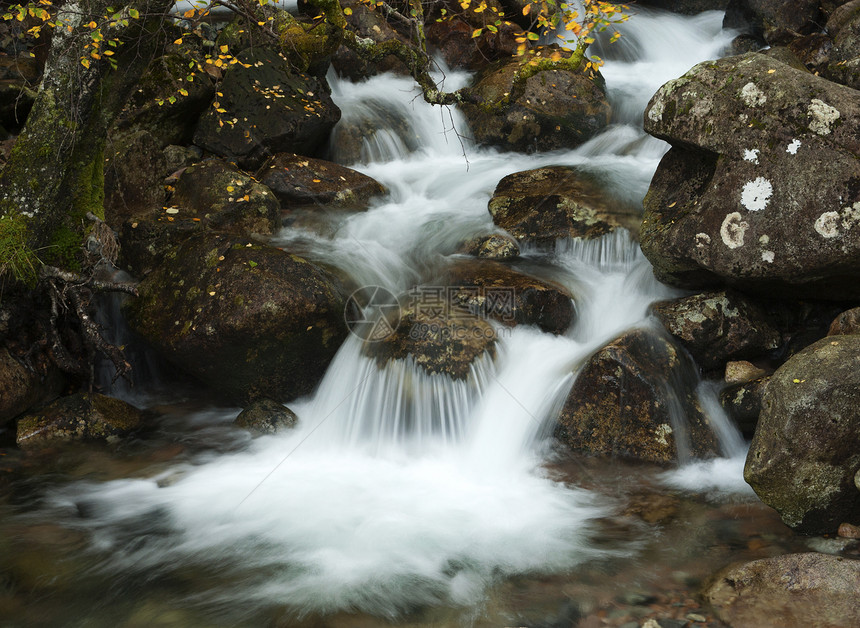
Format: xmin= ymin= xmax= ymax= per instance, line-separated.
xmin=17 ymin=8 xmax=756 ymax=625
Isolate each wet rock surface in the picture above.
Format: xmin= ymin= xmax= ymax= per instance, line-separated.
xmin=460 ymin=48 xmax=611 ymax=153
xmin=705 ymin=552 xmax=860 ymax=628
xmin=0 ymin=349 xmax=63 ymax=426
xmin=642 ymin=52 xmax=860 ymax=299
xmin=124 ymin=232 xmax=347 ymax=403
xmin=720 ymin=375 xmax=769 ymax=435
xmin=744 ymin=335 xmax=860 ymax=533
xmin=15 ymin=393 xmax=145 ymax=449
xmin=235 ymin=398 xmax=298 ymax=435
xmin=555 ymin=327 xmax=719 ymax=464
xmin=193 ymin=48 xmax=340 ymax=170
xmin=651 ymin=290 xmax=780 ymax=371
xmin=488 ymin=166 xmax=641 ymax=244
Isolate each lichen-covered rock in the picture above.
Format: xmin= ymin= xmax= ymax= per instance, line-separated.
xmin=827 ymin=306 xmax=860 ymax=335
xmin=255 ymin=152 xmax=386 ymax=211
xmin=744 ymin=335 xmax=860 ymax=533
xmin=171 ymin=159 xmax=280 ymax=235
xmin=124 ymin=232 xmax=347 ymax=402
xmin=235 ymin=398 xmax=298 ymax=435
xmin=460 ymin=48 xmax=611 ymax=153
xmin=365 ymin=306 xmax=496 ymax=380
xmin=720 ymin=375 xmax=768 ymax=435
xmin=104 ymin=129 xmax=168 ymax=225
xmin=641 ymin=52 xmax=860 ymax=299
xmin=459 ymin=234 xmax=520 ymax=259
xmin=16 ymin=393 xmax=145 ymax=449
xmin=446 ymin=258 xmax=575 ymax=334
xmin=651 ymin=291 xmax=780 ymax=370
xmin=705 ymin=553 xmax=860 ymax=628
xmin=724 ymin=359 xmax=768 ymax=384
xmin=555 ymin=327 xmax=719 ymax=464
xmin=330 ymin=0 xmax=410 ymax=80
xmin=488 ymin=167 xmax=640 ymax=244
xmin=724 ymin=0 xmax=822 ymax=44
xmin=193 ymin=48 xmax=340 ymax=170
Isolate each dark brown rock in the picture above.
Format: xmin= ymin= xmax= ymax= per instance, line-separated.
xmin=446 ymin=258 xmax=575 ymax=334
xmin=651 ymin=291 xmax=780 ymax=370
xmin=255 ymin=152 xmax=385 ymax=210
xmin=16 ymin=393 xmax=145 ymax=449
xmin=705 ymin=553 xmax=860 ymax=628
xmin=723 ymin=0 xmax=822 ymax=45
xmin=555 ymin=327 xmax=720 ymax=464
xmin=720 ymin=375 xmax=768 ymax=435
xmin=488 ymin=167 xmax=640 ymax=244
xmin=104 ymin=129 xmax=168 ymax=225
xmin=124 ymin=232 xmax=347 ymax=403
xmin=745 ymin=335 xmax=860 ymax=533
xmin=0 ymin=349 xmax=63 ymax=426
xmin=330 ymin=0 xmax=410 ymax=80
xmin=193 ymin=48 xmax=340 ymax=170
xmin=460 ymin=47 xmax=611 ymax=153
xmin=633 ymin=0 xmax=729 ymax=13
xmin=459 ymin=234 xmax=520 ymax=259
xmin=642 ymin=53 xmax=860 ymax=299
xmin=426 ymin=17 xmax=519 ymax=71
xmin=827 ymin=306 xmax=860 ymax=335
xmin=824 ymin=1 xmax=860 ymax=89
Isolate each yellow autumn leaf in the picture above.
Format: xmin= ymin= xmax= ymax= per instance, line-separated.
xmin=344 ymin=7 xmax=352 ymax=15
xmin=80 ymin=58 xmax=90 ymax=68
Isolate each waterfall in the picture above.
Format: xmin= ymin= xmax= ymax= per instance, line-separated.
xmin=41 ymin=7 xmax=750 ymax=623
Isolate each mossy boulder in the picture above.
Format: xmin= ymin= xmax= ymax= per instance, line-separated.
xmin=641 ymin=52 xmax=860 ymax=299
xmin=460 ymin=47 xmax=611 ymax=153
xmin=124 ymin=232 xmax=347 ymax=402
xmin=488 ymin=166 xmax=641 ymax=243
xmin=744 ymin=335 xmax=860 ymax=533
xmin=235 ymin=398 xmax=298 ymax=435
xmin=193 ymin=48 xmax=340 ymax=170
xmin=171 ymin=159 xmax=280 ymax=235
xmin=331 ymin=0 xmax=410 ymax=80
xmin=555 ymin=327 xmax=720 ymax=464
xmin=446 ymin=257 xmax=575 ymax=334
xmin=705 ymin=553 xmax=860 ymax=628
xmin=255 ymin=152 xmax=386 ymax=212
xmin=651 ymin=290 xmax=780 ymax=371
xmin=103 ymin=129 xmax=168 ymax=225
xmin=16 ymin=393 xmax=145 ymax=449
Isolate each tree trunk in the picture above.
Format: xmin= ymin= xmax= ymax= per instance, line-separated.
xmin=0 ymin=0 xmax=172 ymax=280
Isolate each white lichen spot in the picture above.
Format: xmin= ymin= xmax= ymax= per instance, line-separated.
xmin=743 ymin=148 xmax=760 ymax=164
xmin=814 ymin=211 xmax=840 ymax=238
xmin=740 ymin=82 xmax=766 ymax=107
xmin=741 ymin=177 xmax=773 ymax=212
xmin=786 ymin=139 xmax=802 ymax=154
xmin=759 ymin=234 xmax=770 ymax=245
xmin=648 ymin=98 xmax=665 ymax=123
xmin=655 ymin=424 xmax=673 ymax=446
xmin=761 ymin=250 xmax=775 ymax=263
xmin=841 ymin=202 xmax=860 ymax=229
xmin=721 ymin=212 xmax=749 ymax=249
xmin=807 ymin=99 xmax=840 ymax=135
xmin=695 ymin=233 xmax=711 ymax=248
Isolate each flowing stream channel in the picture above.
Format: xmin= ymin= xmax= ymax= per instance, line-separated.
xmin=0 ymin=8 xmax=811 ymax=628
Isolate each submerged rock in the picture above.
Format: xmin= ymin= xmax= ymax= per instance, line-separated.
xmin=488 ymin=167 xmax=641 ymax=243
xmin=705 ymin=553 xmax=860 ymax=628
xmin=744 ymin=335 xmax=860 ymax=533
xmin=124 ymin=232 xmax=347 ymax=403
xmin=651 ymin=291 xmax=780 ymax=371
xmin=555 ymin=327 xmax=719 ymax=464
xmin=235 ymin=398 xmax=298 ymax=435
xmin=16 ymin=393 xmax=145 ymax=449
xmin=460 ymin=47 xmax=611 ymax=153
xmin=641 ymin=52 xmax=860 ymax=299
xmin=193 ymin=48 xmax=340 ymax=170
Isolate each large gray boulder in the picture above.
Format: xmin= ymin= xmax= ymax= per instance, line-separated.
xmin=744 ymin=335 xmax=860 ymax=533
xmin=705 ymin=553 xmax=860 ymax=628
xmin=124 ymin=232 xmax=347 ymax=403
xmin=555 ymin=327 xmax=719 ymax=464
xmin=641 ymin=52 xmax=860 ymax=300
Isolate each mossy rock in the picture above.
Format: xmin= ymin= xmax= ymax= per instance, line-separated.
xmin=16 ymin=393 xmax=145 ymax=449
xmin=235 ymin=398 xmax=298 ymax=435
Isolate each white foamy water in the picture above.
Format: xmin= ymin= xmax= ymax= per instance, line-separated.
xmin=69 ymin=7 xmax=748 ymax=622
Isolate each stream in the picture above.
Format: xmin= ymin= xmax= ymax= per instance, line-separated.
xmin=0 ymin=8 xmax=819 ymax=628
